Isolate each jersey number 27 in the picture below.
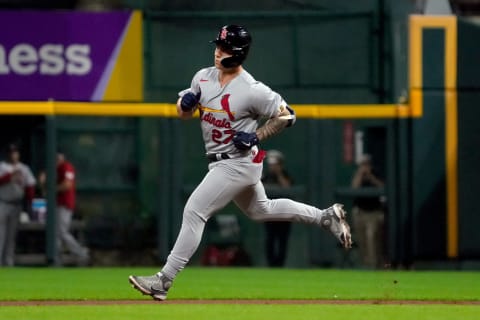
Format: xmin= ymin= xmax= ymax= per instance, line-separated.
xmin=212 ymin=129 xmax=235 ymax=144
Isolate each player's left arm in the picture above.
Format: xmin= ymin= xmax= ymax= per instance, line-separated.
xmin=23 ymin=165 xmax=36 ymax=203
xmin=255 ymin=104 xmax=296 ymax=141
xmin=232 ymin=103 xmax=295 ymax=150
xmin=232 ymin=84 xmax=296 ymax=151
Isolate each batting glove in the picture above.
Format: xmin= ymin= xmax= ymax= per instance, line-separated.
xmin=233 ymin=131 xmax=259 ymax=150
xmin=180 ymin=92 xmax=201 ymax=112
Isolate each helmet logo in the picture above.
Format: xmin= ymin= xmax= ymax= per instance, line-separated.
xmin=220 ymin=28 xmax=228 ymax=40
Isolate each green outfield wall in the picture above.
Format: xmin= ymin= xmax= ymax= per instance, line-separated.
xmin=408 ymin=15 xmax=480 ymax=263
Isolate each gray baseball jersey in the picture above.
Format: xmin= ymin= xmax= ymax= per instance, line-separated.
xmin=0 ymin=160 xmax=36 ymax=266
xmin=162 ymin=66 xmax=338 ymax=282
xmin=0 ymin=161 xmax=36 ymax=202
xmin=179 ymin=67 xmax=286 ymax=155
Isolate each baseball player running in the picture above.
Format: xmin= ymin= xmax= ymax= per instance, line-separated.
xmin=129 ymin=25 xmax=352 ymax=301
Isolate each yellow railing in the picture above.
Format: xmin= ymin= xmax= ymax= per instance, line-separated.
xmin=0 ymin=101 xmax=418 ymax=118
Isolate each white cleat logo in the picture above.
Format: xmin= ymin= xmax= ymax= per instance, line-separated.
xmin=322 ymin=218 xmax=331 ymax=227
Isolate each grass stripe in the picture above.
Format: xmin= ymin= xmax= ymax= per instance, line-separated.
xmin=1 ymin=304 xmax=479 ymax=320
xmin=0 ymin=268 xmax=479 ymax=301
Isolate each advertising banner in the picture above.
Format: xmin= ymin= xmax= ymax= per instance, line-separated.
xmin=0 ymin=10 xmax=143 ymax=101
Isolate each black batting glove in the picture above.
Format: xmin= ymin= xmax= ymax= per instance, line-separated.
xmin=233 ymin=131 xmax=259 ymax=150
xmin=180 ymin=92 xmax=201 ymax=112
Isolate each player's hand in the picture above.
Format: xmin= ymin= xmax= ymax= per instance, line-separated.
xmin=233 ymin=131 xmax=259 ymax=150
xmin=11 ymin=170 xmax=23 ymax=185
xmin=180 ymin=92 xmax=201 ymax=112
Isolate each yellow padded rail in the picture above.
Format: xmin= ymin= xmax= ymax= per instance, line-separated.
xmin=0 ymin=101 xmax=416 ymax=119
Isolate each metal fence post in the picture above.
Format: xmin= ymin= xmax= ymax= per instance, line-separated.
xmin=45 ymin=115 xmax=58 ymax=266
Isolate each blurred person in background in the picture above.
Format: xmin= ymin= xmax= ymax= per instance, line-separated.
xmin=351 ymin=154 xmax=385 ymax=269
xmin=31 ymin=170 xmax=47 ymax=223
xmin=0 ymin=144 xmax=36 ymax=266
xmin=56 ymin=151 xmax=89 ymax=266
xmin=35 ymin=170 xmax=47 ymax=199
xmin=262 ymin=150 xmax=293 ymax=267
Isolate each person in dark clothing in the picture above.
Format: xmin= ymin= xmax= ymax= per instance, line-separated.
xmin=351 ymin=154 xmax=385 ymax=268
xmin=262 ymin=150 xmax=293 ymax=267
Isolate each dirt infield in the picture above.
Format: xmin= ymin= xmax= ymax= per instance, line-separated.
xmin=1 ymin=299 xmax=480 ymax=306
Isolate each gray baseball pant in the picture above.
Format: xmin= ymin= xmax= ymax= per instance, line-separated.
xmin=0 ymin=202 xmax=21 ymax=266
xmin=57 ymin=206 xmax=88 ymax=260
xmin=161 ymin=158 xmax=326 ymax=280
xmin=352 ymin=206 xmax=385 ymax=268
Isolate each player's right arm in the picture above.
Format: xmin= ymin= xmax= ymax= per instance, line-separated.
xmin=177 ymin=70 xmax=203 ymax=120
xmin=176 ymin=97 xmax=196 ymax=119
xmin=0 ymin=163 xmax=13 ymax=185
xmin=0 ymin=173 xmax=12 ymax=184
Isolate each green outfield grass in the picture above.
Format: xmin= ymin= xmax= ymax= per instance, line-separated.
xmin=1 ymin=267 xmax=479 ymax=301
xmin=0 ymin=267 xmax=479 ymax=320
xmin=1 ymin=305 xmax=480 ymax=320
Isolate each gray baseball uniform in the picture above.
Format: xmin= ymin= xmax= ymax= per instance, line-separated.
xmin=0 ymin=161 xmax=36 ymax=266
xmin=160 ymin=67 xmax=332 ymax=279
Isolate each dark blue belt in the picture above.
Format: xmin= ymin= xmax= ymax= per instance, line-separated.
xmin=206 ymin=153 xmax=231 ymax=162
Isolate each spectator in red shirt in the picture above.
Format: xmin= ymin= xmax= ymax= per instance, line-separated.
xmin=56 ymin=151 xmax=89 ymax=265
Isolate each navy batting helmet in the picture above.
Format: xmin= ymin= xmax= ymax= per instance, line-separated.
xmin=211 ymin=25 xmax=252 ymax=68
